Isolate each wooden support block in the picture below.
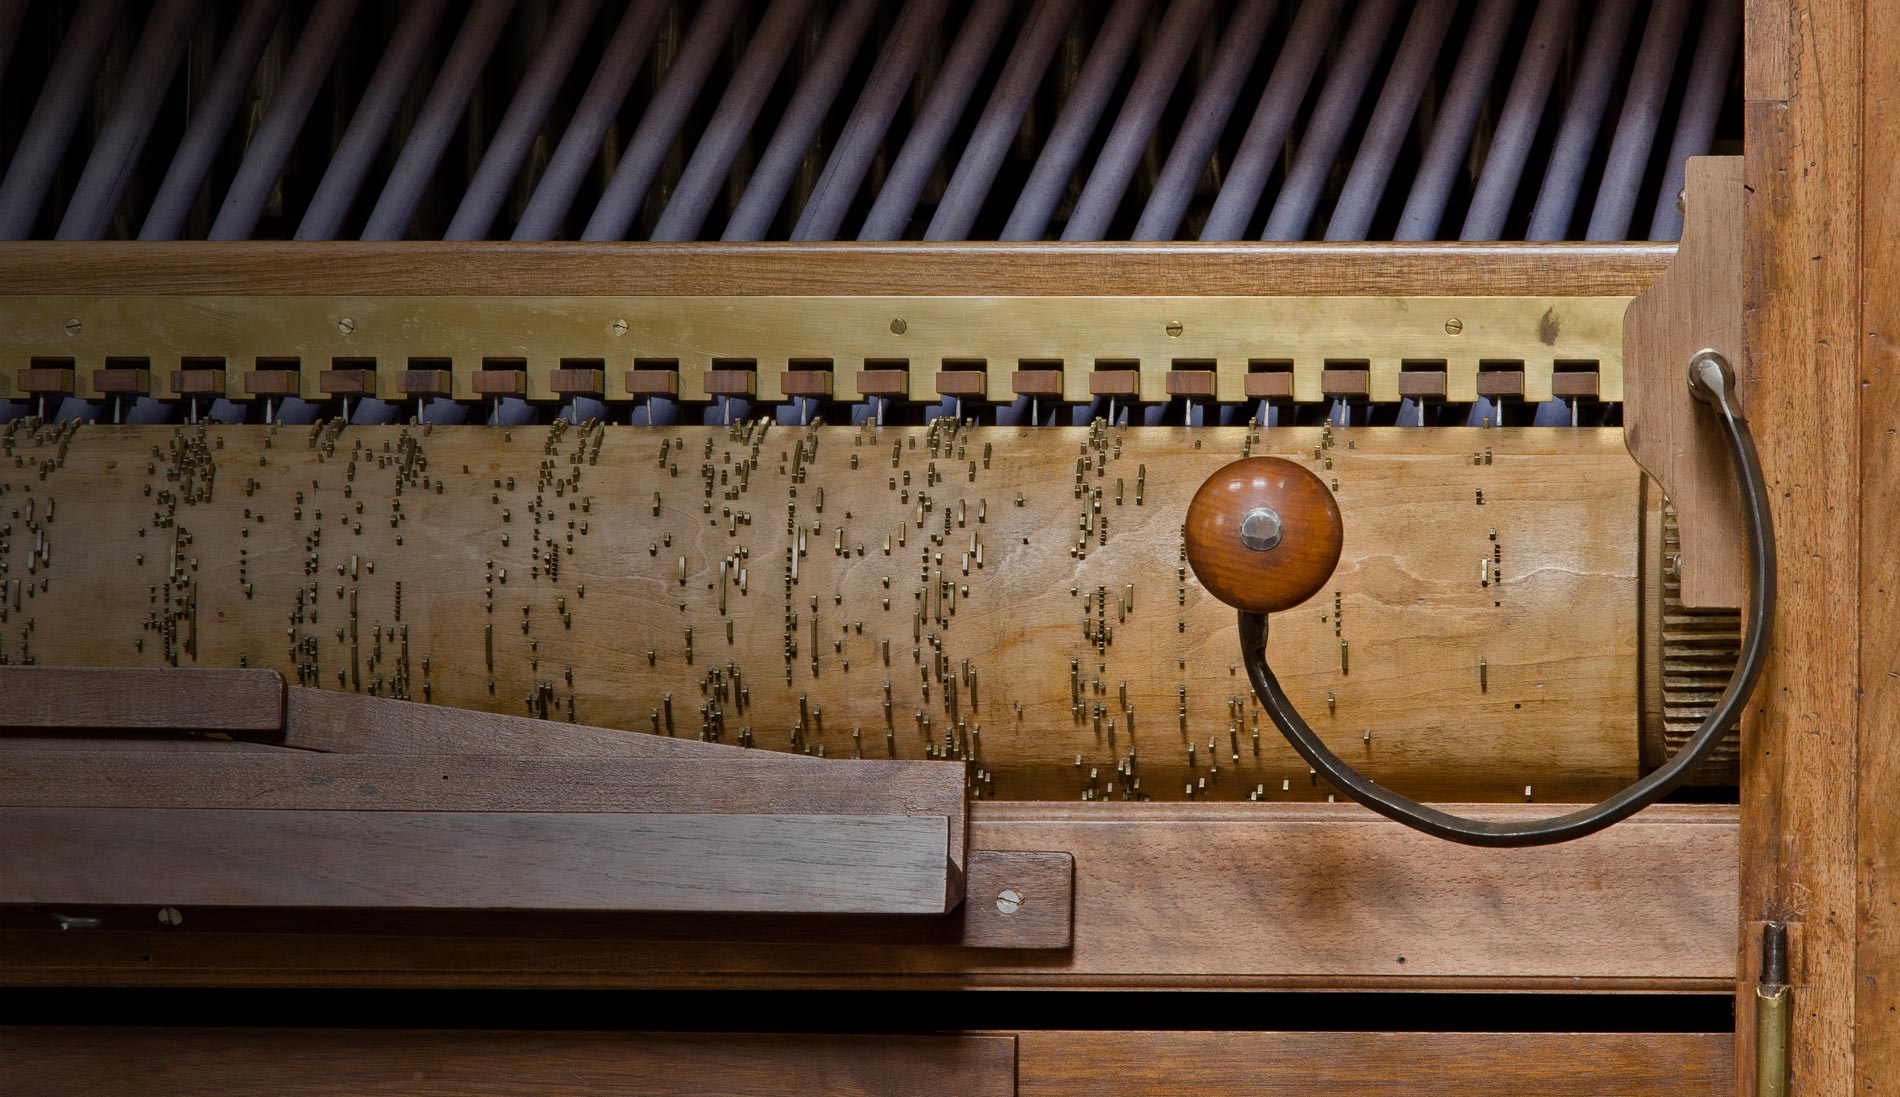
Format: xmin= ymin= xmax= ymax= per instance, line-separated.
xmin=1552 ymin=369 xmax=1602 ymax=399
xmin=1089 ymin=370 xmax=1140 ymax=398
xmin=0 ymin=1030 xmax=1019 ymax=1097
xmin=0 ymin=807 xmax=959 ymax=914
xmin=550 ymin=368 xmax=605 ymax=397
xmin=318 ymin=368 xmax=375 ymax=396
xmin=1012 ymin=369 xmax=1063 ymax=397
xmin=855 ymin=368 xmax=908 ymax=397
xmin=779 ymin=370 xmax=832 ymax=398
xmin=1398 ymin=370 xmax=1449 ymax=399
xmin=1165 ymin=370 xmax=1217 ymax=399
xmin=90 ymin=368 xmax=149 ymax=395
xmin=16 ymin=367 xmax=73 ymax=394
xmin=935 ymin=370 xmax=985 ymax=397
xmin=1244 ymin=372 xmax=1293 ymax=399
xmin=1476 ymin=369 xmax=1526 ymax=400
xmin=1623 ymin=157 xmax=1745 ymax=608
xmin=958 ymin=849 xmax=1074 ymax=949
xmin=169 ymin=369 xmax=225 ymax=396
xmin=703 ymin=369 xmax=757 ymax=397
xmin=398 ymin=369 xmax=452 ymax=397
xmin=1321 ymin=367 xmax=1371 ymax=398
xmin=0 ymin=667 xmax=284 ymax=734
xmin=243 ymin=370 xmax=301 ymax=396
xmin=471 ymin=369 xmax=528 ymax=397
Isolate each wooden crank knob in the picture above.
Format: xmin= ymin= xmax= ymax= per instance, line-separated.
xmin=1184 ymin=457 xmax=1343 ymax=614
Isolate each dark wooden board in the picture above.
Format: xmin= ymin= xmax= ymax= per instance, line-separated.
xmin=0 ymin=802 xmax=1734 ymax=989
xmin=0 ymin=1029 xmax=1017 ymax=1097
xmin=1016 ymin=1031 xmax=1731 ymax=1096
xmin=0 ymin=667 xmax=284 ymax=733
xmin=0 ymin=807 xmax=958 ymax=914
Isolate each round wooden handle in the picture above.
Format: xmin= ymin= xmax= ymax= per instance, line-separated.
xmin=1184 ymin=457 xmax=1342 ymax=614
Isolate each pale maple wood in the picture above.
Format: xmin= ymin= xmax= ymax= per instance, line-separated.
xmin=0 ymin=1029 xmax=1019 ymax=1097
xmin=1015 ymin=1031 xmax=1733 ymax=1096
xmin=0 ymin=667 xmax=284 ymax=732
xmin=1739 ymin=6 xmax=1863 ymax=1094
xmin=0 ymin=801 xmax=1735 ymax=990
xmin=0 ymin=243 xmax=1672 ymax=297
xmin=1622 ymin=157 xmax=1745 ymax=609
xmin=2 ymin=424 xmax=1646 ymax=804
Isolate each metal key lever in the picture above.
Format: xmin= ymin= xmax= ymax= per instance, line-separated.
xmin=1189 ymin=350 xmax=1775 ymax=847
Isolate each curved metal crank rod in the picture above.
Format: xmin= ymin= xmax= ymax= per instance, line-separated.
xmin=1188 ymin=351 xmax=1775 ymax=847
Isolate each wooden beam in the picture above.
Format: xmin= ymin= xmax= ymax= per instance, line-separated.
xmin=0 ymin=243 xmax=1672 ymax=297
xmin=0 ymin=667 xmax=283 ymax=734
xmin=1740 ymin=0 xmax=1863 ymax=1092
xmin=0 ymin=802 xmax=1734 ymax=990
xmin=0 ymin=807 xmax=959 ymax=915
xmin=0 ymin=1029 xmax=1018 ymax=1097
xmin=1015 ymin=1031 xmax=1732 ymax=1097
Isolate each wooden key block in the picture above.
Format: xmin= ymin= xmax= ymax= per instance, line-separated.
xmin=551 ymin=369 xmax=606 ymax=397
xmin=1244 ymin=372 xmax=1293 ymax=400
xmin=856 ymin=369 xmax=908 ymax=398
xmin=1012 ymin=370 xmax=1063 ymax=397
xmin=170 ymin=369 xmax=226 ymax=396
xmin=780 ymin=370 xmax=833 ymax=398
xmin=935 ymin=371 xmax=985 ymax=397
xmin=1476 ymin=369 xmax=1526 ymax=400
xmin=471 ymin=370 xmax=528 ymax=397
xmin=320 ymin=369 xmax=376 ymax=396
xmin=1089 ymin=370 xmax=1140 ymax=398
xmin=1166 ymin=370 xmax=1217 ymax=399
xmin=398 ymin=369 xmax=452 ymax=397
xmin=703 ymin=369 xmax=757 ymax=398
xmin=244 ymin=370 xmax=302 ymax=396
xmin=91 ymin=368 xmax=150 ymax=395
xmin=624 ymin=370 xmax=679 ymax=398
xmin=1551 ymin=369 xmax=1601 ymax=399
xmin=1320 ymin=368 xmax=1370 ymax=398
xmin=1398 ymin=370 xmax=1449 ymax=399
xmin=17 ymin=367 xmax=74 ymax=394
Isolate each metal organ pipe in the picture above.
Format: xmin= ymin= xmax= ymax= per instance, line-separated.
xmin=0 ymin=0 xmax=129 ymax=239
xmin=724 ymin=0 xmax=883 ymax=241
xmin=1198 ymin=0 xmax=1344 ymax=241
xmin=55 ymin=0 xmax=205 ymax=240
xmin=445 ymin=0 xmax=604 ymax=241
xmin=1001 ymin=0 xmax=1155 ymax=241
xmin=360 ymin=0 xmax=520 ymax=240
xmin=1261 ymin=0 xmax=1407 ymax=241
xmin=136 ymin=0 xmax=290 ymax=239
xmin=1128 ymin=0 xmax=1277 ymax=241
xmin=1648 ymin=0 xmax=1739 ymax=241
xmin=1586 ymin=0 xmax=1692 ymax=240
xmin=925 ymin=0 xmax=1081 ymax=241
xmin=1523 ymin=0 xmax=1637 ymax=240
xmin=792 ymin=0 xmax=952 ymax=241
xmin=296 ymin=0 xmax=452 ymax=240
xmin=512 ymin=0 xmax=670 ymax=241
xmin=1459 ymin=0 xmax=1577 ymax=241
xmin=580 ymin=0 xmax=747 ymax=241
xmin=855 ymin=0 xmax=1014 ymax=241
xmin=1324 ymin=0 xmax=1457 ymax=242
xmin=650 ymin=0 xmax=820 ymax=242
xmin=1393 ymin=0 xmax=1515 ymax=240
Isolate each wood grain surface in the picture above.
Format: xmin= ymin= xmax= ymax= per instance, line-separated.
xmin=1621 ymin=157 xmax=1745 ymax=609
xmin=0 ymin=807 xmax=957 ymax=914
xmin=281 ymin=687 xmax=744 ymax=758
xmin=0 ymin=1029 xmax=1017 ymax=1097
xmin=0 ymin=242 xmax=1670 ymax=297
xmin=0 ymin=801 xmax=1735 ymax=990
xmin=0 ymin=423 xmax=1644 ymax=804
xmin=1740 ymin=1 xmax=1864 ymax=1093
xmin=1014 ymin=1030 xmax=1732 ymax=1096
xmin=0 ymin=667 xmax=284 ymax=732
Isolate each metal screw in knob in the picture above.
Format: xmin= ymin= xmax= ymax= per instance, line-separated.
xmin=1239 ymin=506 xmax=1283 ymax=552
xmin=996 ymin=889 xmax=1023 ymax=914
